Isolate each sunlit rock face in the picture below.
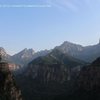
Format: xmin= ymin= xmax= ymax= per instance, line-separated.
xmin=8 ymin=63 xmax=21 ymax=71
xmin=0 ymin=59 xmax=23 ymax=100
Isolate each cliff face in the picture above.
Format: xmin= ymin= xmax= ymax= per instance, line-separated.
xmin=68 ymin=57 xmax=100 ymax=100
xmin=15 ymin=50 xmax=85 ymax=100
xmin=26 ymin=62 xmax=69 ymax=94
xmin=0 ymin=61 xmax=22 ymax=100
xmin=78 ymin=57 xmax=100 ymax=91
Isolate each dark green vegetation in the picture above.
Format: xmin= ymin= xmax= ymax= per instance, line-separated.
xmin=15 ymin=50 xmax=86 ymax=100
xmin=16 ymin=56 xmax=100 ymax=100
xmin=29 ymin=49 xmax=85 ymax=67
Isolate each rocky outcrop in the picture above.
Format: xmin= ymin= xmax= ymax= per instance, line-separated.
xmin=0 ymin=60 xmax=22 ymax=100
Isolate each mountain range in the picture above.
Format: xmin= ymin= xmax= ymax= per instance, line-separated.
xmin=15 ymin=49 xmax=100 ymax=100
xmin=55 ymin=41 xmax=100 ymax=62
xmin=1 ymin=41 xmax=100 ymax=67
xmin=0 ymin=47 xmax=50 ymax=71
xmin=15 ymin=49 xmax=85 ymax=100
xmin=1 ymin=40 xmax=100 ymax=100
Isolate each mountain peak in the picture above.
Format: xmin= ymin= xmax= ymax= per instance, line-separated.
xmin=0 ymin=47 xmax=10 ymax=61
xmin=15 ymin=48 xmax=35 ymax=58
xmin=62 ymin=41 xmax=83 ymax=47
xmin=0 ymin=47 xmax=7 ymax=56
xmin=20 ymin=48 xmax=35 ymax=54
xmin=55 ymin=41 xmax=83 ymax=55
xmin=63 ymin=41 xmax=74 ymax=44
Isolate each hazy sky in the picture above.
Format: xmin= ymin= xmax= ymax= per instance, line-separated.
xmin=0 ymin=0 xmax=100 ymax=55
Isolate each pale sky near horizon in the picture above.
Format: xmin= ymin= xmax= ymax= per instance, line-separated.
xmin=0 ymin=0 xmax=100 ymax=55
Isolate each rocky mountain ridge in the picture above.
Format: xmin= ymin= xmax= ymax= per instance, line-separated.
xmin=0 ymin=47 xmax=50 ymax=71
xmin=1 ymin=40 xmax=100 ymax=71
xmin=55 ymin=41 xmax=100 ymax=62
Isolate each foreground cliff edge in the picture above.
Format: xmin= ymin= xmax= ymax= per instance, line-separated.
xmin=0 ymin=56 xmax=22 ymax=100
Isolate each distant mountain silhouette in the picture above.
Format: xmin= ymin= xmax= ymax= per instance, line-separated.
xmin=1 ymin=40 xmax=100 ymax=68
xmin=55 ymin=41 xmax=100 ymax=62
xmin=11 ymin=48 xmax=35 ymax=66
xmin=0 ymin=48 xmax=50 ymax=72
xmin=11 ymin=49 xmax=50 ymax=67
